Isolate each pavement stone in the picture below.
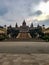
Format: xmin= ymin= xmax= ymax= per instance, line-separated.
xmin=0 ymin=53 xmax=49 ymax=65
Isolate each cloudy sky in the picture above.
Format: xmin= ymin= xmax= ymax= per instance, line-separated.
xmin=0 ymin=0 xmax=49 ymax=27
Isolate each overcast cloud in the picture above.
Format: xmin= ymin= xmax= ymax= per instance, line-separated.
xmin=0 ymin=0 xmax=49 ymax=27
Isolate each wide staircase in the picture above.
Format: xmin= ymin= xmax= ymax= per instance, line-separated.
xmin=17 ymin=32 xmax=32 ymax=39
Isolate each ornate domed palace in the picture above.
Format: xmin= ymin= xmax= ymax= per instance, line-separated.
xmin=6 ymin=20 xmax=46 ymax=41
xmin=16 ymin=20 xmax=32 ymax=39
xmin=0 ymin=20 xmax=49 ymax=41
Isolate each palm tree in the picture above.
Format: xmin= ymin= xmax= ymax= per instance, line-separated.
xmin=42 ymin=24 xmax=45 ymax=29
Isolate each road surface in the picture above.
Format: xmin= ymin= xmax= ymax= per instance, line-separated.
xmin=0 ymin=42 xmax=49 ymax=53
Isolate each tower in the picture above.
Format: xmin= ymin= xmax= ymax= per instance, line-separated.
xmin=16 ymin=20 xmax=32 ymax=39
xmin=15 ymin=22 xmax=18 ymax=28
xmin=22 ymin=20 xmax=26 ymax=27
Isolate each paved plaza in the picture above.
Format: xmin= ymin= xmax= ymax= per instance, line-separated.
xmin=0 ymin=53 xmax=49 ymax=65
xmin=0 ymin=42 xmax=49 ymax=65
xmin=0 ymin=42 xmax=49 ymax=53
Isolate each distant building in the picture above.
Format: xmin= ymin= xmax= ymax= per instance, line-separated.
xmin=1 ymin=20 xmax=49 ymax=40
xmin=44 ymin=28 xmax=49 ymax=34
xmin=0 ymin=27 xmax=7 ymax=35
xmin=17 ymin=20 xmax=32 ymax=39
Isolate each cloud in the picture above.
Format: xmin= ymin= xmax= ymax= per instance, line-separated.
xmin=38 ymin=19 xmax=49 ymax=27
xmin=0 ymin=7 xmax=8 ymax=16
xmin=36 ymin=1 xmax=49 ymax=14
xmin=26 ymin=14 xmax=49 ymax=22
xmin=43 ymin=0 xmax=49 ymax=2
xmin=0 ymin=0 xmax=49 ymax=27
xmin=33 ymin=10 xmax=42 ymax=16
xmin=26 ymin=13 xmax=49 ymax=27
xmin=0 ymin=17 xmax=16 ymax=27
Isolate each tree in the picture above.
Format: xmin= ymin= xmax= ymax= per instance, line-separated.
xmin=7 ymin=27 xmax=19 ymax=39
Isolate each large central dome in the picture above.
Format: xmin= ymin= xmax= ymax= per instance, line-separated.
xmin=22 ymin=20 xmax=26 ymax=26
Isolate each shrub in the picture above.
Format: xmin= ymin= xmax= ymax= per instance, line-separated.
xmin=0 ymin=34 xmax=8 ymax=41
xmin=42 ymin=35 xmax=49 ymax=41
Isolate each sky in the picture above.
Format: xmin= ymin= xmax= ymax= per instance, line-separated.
xmin=0 ymin=0 xmax=49 ymax=27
